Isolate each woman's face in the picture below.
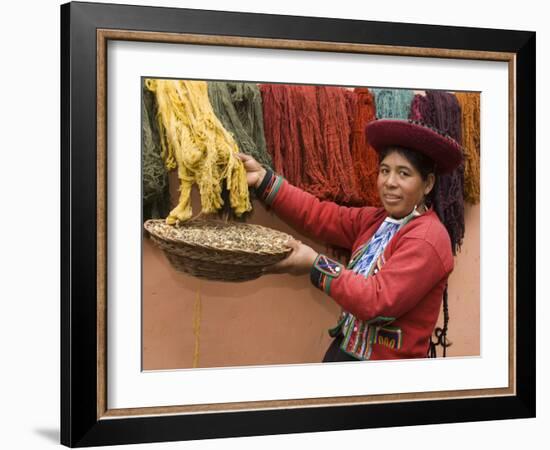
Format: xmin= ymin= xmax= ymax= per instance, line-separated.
xmin=377 ymin=149 xmax=435 ymax=219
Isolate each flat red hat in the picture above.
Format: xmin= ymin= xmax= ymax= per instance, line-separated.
xmin=365 ymin=119 xmax=463 ymax=174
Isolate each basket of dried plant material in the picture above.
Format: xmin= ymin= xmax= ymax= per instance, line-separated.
xmin=144 ymin=219 xmax=293 ymax=282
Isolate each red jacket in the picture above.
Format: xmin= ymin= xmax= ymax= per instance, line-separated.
xmin=265 ymin=175 xmax=454 ymax=360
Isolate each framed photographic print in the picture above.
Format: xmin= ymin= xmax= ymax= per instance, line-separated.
xmin=61 ymin=1 xmax=535 ymax=447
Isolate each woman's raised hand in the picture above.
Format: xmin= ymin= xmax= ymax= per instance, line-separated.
xmin=263 ymin=240 xmax=319 ymax=277
xmin=236 ymin=153 xmax=267 ymax=188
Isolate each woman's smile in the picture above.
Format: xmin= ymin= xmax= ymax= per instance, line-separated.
xmin=382 ymin=194 xmax=402 ymax=203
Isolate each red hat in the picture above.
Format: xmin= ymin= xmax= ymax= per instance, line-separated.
xmin=365 ymin=119 xmax=463 ymax=174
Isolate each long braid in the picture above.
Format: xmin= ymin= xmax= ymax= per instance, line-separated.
xmin=428 ymin=285 xmax=452 ymax=358
xmin=427 ymin=156 xmax=452 ymax=359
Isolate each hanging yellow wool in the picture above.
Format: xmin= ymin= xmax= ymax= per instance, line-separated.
xmin=455 ymin=92 xmax=481 ymax=204
xmin=145 ymin=79 xmax=251 ymax=224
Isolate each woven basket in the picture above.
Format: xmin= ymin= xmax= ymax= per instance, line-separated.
xmin=144 ymin=219 xmax=293 ymax=282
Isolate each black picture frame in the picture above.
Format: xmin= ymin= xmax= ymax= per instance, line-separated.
xmin=61 ymin=1 xmax=535 ymax=447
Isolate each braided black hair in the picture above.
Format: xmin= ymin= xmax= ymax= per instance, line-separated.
xmin=428 ymin=285 xmax=452 ymax=358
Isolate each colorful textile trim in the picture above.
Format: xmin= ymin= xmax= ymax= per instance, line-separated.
xmin=332 ymin=312 xmax=402 ymax=359
xmin=255 ymin=169 xmax=284 ymax=206
xmin=375 ymin=326 xmax=403 ymax=350
xmin=341 ymin=318 xmax=376 ymax=359
xmin=367 ymin=316 xmax=395 ymax=327
xmin=310 ymin=254 xmax=343 ymax=294
xmin=348 ymin=243 xmax=369 ymax=268
xmin=313 ymin=254 xmax=343 ymax=277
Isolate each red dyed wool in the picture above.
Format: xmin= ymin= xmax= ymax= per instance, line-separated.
xmin=261 ymin=84 xmax=360 ymax=204
xmin=349 ymin=88 xmax=382 ymax=206
xmin=315 ymin=86 xmax=359 ymax=204
xmin=292 ymin=85 xmax=336 ymax=200
xmin=260 ymin=84 xmax=303 ymax=186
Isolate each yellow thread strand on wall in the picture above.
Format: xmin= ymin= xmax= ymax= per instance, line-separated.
xmin=145 ymin=79 xmax=251 ymax=224
xmin=455 ymin=92 xmax=481 ymax=204
xmin=192 ymin=281 xmax=202 ymax=368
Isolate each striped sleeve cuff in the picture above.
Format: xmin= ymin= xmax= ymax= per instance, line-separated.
xmin=255 ymin=169 xmax=284 ymax=206
xmin=310 ymin=254 xmax=344 ymax=295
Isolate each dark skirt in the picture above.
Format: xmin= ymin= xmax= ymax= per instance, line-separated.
xmin=322 ymin=335 xmax=359 ymax=362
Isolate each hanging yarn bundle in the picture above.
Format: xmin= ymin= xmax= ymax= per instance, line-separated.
xmin=344 ymin=88 xmax=358 ymax=131
xmin=410 ymin=90 xmax=465 ymax=255
xmin=409 ymin=93 xmax=424 ymax=122
xmin=142 ymin=86 xmax=171 ymax=221
xmin=316 ymin=86 xmax=359 ymax=204
xmin=207 ymin=82 xmax=272 ymax=169
xmin=455 ymin=92 xmax=481 ymax=204
xmin=372 ymin=88 xmax=415 ymax=119
xmin=145 ymin=79 xmax=251 ymax=224
xmin=260 ymin=84 xmax=304 ymax=186
xmin=260 ymin=84 xmax=359 ymax=204
xmin=349 ymin=88 xmax=381 ymax=206
xmin=291 ymin=85 xmax=334 ymax=198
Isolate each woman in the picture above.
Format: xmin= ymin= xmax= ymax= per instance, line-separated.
xmin=237 ymin=119 xmax=463 ymax=362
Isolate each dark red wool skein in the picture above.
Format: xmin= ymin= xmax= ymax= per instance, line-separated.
xmin=260 ymin=84 xmax=361 ymax=204
xmin=349 ymin=88 xmax=382 ymax=206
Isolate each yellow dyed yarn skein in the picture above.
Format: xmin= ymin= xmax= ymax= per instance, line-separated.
xmin=145 ymin=79 xmax=251 ymax=224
